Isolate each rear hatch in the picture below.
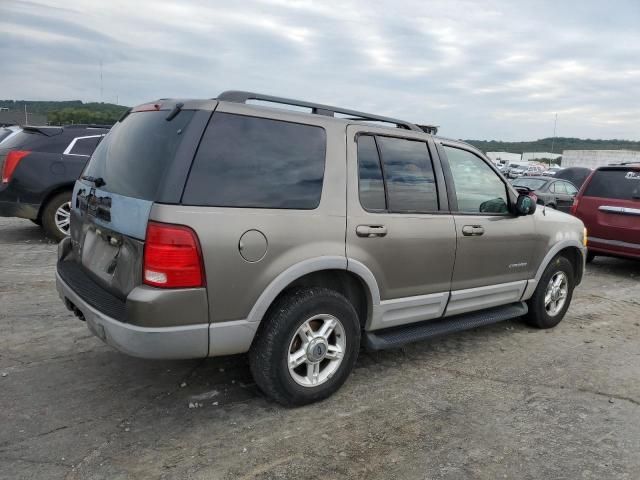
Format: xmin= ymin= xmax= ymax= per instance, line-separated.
xmin=575 ymin=166 xmax=640 ymax=251
xmin=61 ymin=103 xmax=206 ymax=304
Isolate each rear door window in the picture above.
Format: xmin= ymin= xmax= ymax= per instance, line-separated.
xmin=376 ymin=136 xmax=438 ymax=212
xmin=82 ymin=110 xmax=195 ymax=200
xmin=583 ymin=169 xmax=640 ymax=200
xmin=357 ymin=136 xmax=386 ymax=211
xmin=562 ymin=181 xmax=578 ymax=195
xmin=182 ymin=113 xmax=326 ymax=209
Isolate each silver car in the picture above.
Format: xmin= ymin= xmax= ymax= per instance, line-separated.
xmin=56 ymin=91 xmax=587 ymax=405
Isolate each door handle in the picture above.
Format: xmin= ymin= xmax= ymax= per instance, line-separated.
xmin=462 ymin=225 xmax=484 ymax=236
xmin=356 ymin=224 xmax=387 ymax=238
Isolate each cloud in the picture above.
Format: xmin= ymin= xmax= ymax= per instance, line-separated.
xmin=2 ymin=0 xmax=639 ymax=140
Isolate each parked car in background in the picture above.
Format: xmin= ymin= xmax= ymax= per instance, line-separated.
xmin=56 ymin=91 xmax=586 ymax=406
xmin=507 ymin=163 xmax=526 ymax=178
xmin=0 ymin=124 xmax=109 ymax=240
xmin=512 ymin=176 xmax=579 ymax=212
xmin=555 ymin=167 xmax=593 ymax=190
xmin=543 ymin=166 xmax=562 ymax=176
xmin=0 ymin=126 xmax=20 ymax=144
xmin=571 ymin=163 xmax=640 ymax=262
xmin=522 ymin=164 xmax=546 ymax=176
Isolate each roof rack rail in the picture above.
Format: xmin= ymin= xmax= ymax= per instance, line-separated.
xmin=217 ymin=90 xmax=434 ymax=133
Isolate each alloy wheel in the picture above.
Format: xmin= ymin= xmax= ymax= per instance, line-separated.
xmin=287 ymin=314 xmax=346 ymax=387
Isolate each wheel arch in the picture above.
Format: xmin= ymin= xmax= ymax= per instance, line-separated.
xmin=524 ymin=240 xmax=585 ymax=300
xmin=246 ymin=256 xmax=380 ymax=329
xmin=37 ymin=183 xmax=74 ymax=221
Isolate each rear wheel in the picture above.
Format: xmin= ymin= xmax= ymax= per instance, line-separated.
xmin=525 ymin=255 xmax=574 ymax=329
xmin=41 ymin=191 xmax=72 ymax=242
xmin=249 ymin=287 xmax=361 ymax=406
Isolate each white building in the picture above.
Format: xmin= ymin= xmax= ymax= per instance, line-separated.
xmin=521 ymin=152 xmax=562 ymax=162
xmin=562 ymin=150 xmax=640 ymax=169
xmin=486 ymin=151 xmax=521 ymax=164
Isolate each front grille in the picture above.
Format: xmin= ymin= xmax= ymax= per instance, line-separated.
xmin=57 ymin=260 xmax=126 ymax=322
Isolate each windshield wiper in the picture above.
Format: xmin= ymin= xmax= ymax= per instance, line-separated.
xmin=81 ymin=175 xmax=106 ymax=188
xmin=166 ymin=102 xmax=184 ymax=121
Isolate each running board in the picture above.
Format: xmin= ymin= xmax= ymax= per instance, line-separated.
xmin=364 ymin=302 xmax=528 ymax=351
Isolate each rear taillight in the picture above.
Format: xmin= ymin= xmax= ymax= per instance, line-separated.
xmin=143 ymin=221 xmax=205 ymax=288
xmin=2 ymin=150 xmax=30 ymax=183
xmin=570 ymin=197 xmax=579 ymax=216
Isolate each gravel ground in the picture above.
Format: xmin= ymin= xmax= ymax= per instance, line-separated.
xmin=0 ymin=216 xmax=639 ymax=480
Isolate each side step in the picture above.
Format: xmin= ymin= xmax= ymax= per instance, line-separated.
xmin=364 ymin=302 xmax=528 ymax=351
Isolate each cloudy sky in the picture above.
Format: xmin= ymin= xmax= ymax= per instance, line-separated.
xmin=2 ymin=0 xmax=639 ymax=140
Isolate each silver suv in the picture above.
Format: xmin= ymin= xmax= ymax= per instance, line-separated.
xmin=56 ymin=91 xmax=587 ymax=405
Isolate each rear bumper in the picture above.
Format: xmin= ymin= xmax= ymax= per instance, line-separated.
xmin=0 ymin=199 xmax=39 ymax=220
xmin=56 ymin=271 xmax=209 ymax=359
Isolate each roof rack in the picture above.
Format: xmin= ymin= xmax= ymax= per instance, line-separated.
xmin=217 ymin=90 xmax=437 ymax=133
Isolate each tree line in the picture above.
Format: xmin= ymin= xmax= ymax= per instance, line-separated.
xmin=0 ymin=100 xmax=128 ymax=126
xmin=466 ymin=137 xmax=640 ymax=154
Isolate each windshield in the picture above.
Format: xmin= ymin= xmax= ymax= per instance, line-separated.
xmin=512 ymin=178 xmax=547 ymax=190
xmin=82 ymin=110 xmax=195 ymax=200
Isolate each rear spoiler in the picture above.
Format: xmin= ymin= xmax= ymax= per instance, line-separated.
xmin=22 ymin=126 xmax=63 ymax=136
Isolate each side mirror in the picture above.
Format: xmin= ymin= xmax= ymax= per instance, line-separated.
xmin=515 ymin=194 xmax=537 ymax=216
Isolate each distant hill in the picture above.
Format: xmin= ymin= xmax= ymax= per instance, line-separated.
xmin=0 ymin=100 xmax=129 ymax=126
xmin=465 ymin=137 xmax=640 ymax=155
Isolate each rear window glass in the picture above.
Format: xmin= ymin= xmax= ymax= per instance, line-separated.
xmin=83 ymin=110 xmax=195 ymax=200
xmin=583 ymin=169 xmax=640 ymax=200
xmin=182 ymin=113 xmax=326 ymax=209
xmin=0 ymin=130 xmax=70 ymax=154
xmin=0 ymin=129 xmax=14 ymax=143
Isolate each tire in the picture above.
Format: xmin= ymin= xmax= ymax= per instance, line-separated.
xmin=249 ymin=287 xmax=361 ymax=406
xmin=30 ymin=218 xmax=41 ymax=226
xmin=586 ymin=251 xmax=596 ymax=263
xmin=41 ymin=191 xmax=72 ymax=242
xmin=524 ymin=255 xmax=574 ymax=329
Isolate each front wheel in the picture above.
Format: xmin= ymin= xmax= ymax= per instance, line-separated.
xmin=41 ymin=191 xmax=72 ymax=242
xmin=524 ymin=255 xmax=575 ymax=329
xmin=249 ymin=287 xmax=361 ymax=406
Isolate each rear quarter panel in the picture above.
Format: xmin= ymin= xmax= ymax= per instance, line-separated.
xmin=150 ymin=116 xmax=347 ymax=323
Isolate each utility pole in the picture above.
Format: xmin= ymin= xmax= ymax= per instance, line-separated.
xmin=550 ymin=113 xmax=558 ymax=167
xmin=100 ymin=60 xmax=104 ymax=103
xmin=24 ymin=104 xmax=28 ymax=125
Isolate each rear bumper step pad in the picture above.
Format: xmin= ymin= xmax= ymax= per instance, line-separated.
xmin=364 ymin=302 xmax=528 ymax=350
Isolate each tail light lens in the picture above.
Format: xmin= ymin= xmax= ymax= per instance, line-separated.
xmin=143 ymin=221 xmax=205 ymax=288
xmin=570 ymin=197 xmax=579 ymax=216
xmin=2 ymin=150 xmax=30 ymax=183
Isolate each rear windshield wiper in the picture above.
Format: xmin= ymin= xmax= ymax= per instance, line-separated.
xmin=165 ymin=102 xmax=184 ymax=121
xmin=81 ymin=175 xmax=106 ymax=188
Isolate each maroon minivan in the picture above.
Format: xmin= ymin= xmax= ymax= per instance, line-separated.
xmin=571 ymin=163 xmax=640 ymax=261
